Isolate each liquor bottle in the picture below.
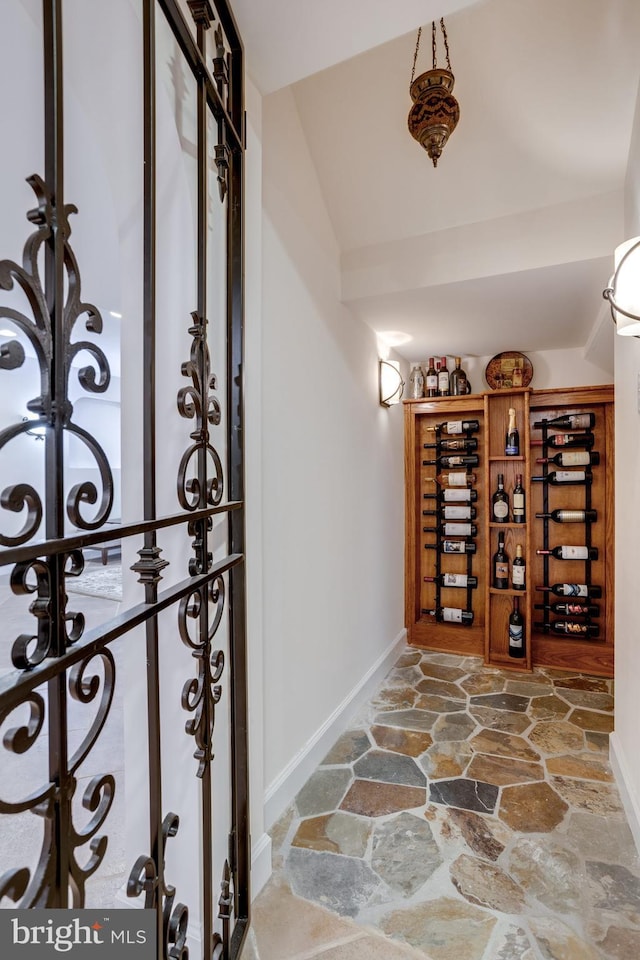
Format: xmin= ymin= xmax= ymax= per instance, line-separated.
xmin=535 ymin=601 xmax=600 ymax=617
xmin=535 ymin=620 xmax=600 ymax=638
xmin=512 ymin=544 xmax=526 ymax=591
xmin=508 ymin=597 xmax=525 ymax=658
xmin=425 ymin=540 xmax=477 ymax=555
xmin=423 ymin=437 xmax=479 ymax=452
xmin=512 ymin=474 xmax=526 ymax=523
xmin=535 ymin=451 xmax=600 ymax=467
xmin=424 ymin=573 xmax=478 ymax=589
xmin=536 ymin=582 xmax=602 ymax=598
xmin=423 ymin=522 xmax=478 ymax=537
xmin=533 ymin=413 xmax=596 ymax=430
xmin=493 ymin=534 xmax=509 ymax=589
xmin=426 ymin=419 xmax=480 ymax=435
xmin=423 ymin=488 xmax=478 ymax=503
xmin=535 ymin=509 xmax=598 ymax=524
xmin=536 ymin=545 xmax=598 ymax=560
xmin=438 ymin=357 xmax=450 ymax=396
xmin=449 ymin=357 xmax=469 ymax=396
xmin=492 ymin=473 xmax=509 ymax=523
xmin=425 ymin=472 xmax=478 ymax=487
xmin=423 ymin=606 xmax=474 ymax=625
xmin=530 ymin=432 xmax=595 ymax=449
xmin=425 ymin=357 xmax=438 ymax=397
xmin=531 ymin=470 xmax=593 ymax=486
xmin=423 ymin=505 xmax=477 ymax=521
xmin=505 ymin=407 xmax=519 ymax=456
xmin=422 ymin=454 xmax=480 ymax=469
xmin=409 ymin=365 xmax=425 ymax=399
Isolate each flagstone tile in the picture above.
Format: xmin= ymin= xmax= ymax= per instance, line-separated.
xmin=340 ymin=779 xmax=426 ymax=818
xmin=426 ymin=652 xmax=470 ymax=667
xmin=388 ymin=666 xmax=423 ymax=685
xmin=429 ymin=777 xmax=499 ymax=814
xmin=370 ymin=686 xmax=418 ymax=711
xmin=556 ymin=688 xmax=614 ymax=711
xmin=447 ymin=808 xmax=507 ymax=861
xmin=286 ymin=848 xmax=381 ymax=918
xmin=460 ymin=673 xmax=507 ymax=696
xmin=553 ymin=676 xmax=610 ymax=693
xmin=586 ymin=861 xmax=640 ymax=924
xmin=374 ymin=708 xmax=438 ymax=731
xmin=422 ymin=740 xmax=473 ymax=779
xmin=380 ymin=897 xmax=497 ymax=960
xmin=550 ymin=777 xmax=624 ymax=816
xmin=296 ymin=769 xmax=353 ymax=817
xmin=470 ymin=693 xmax=530 ymax=713
xmin=499 ymin=782 xmax=568 ymax=832
xmin=291 ymin=812 xmax=371 ymax=857
xmin=416 ymin=677 xmax=465 ymax=700
xmin=508 ymin=836 xmax=583 ymax=912
xmin=468 ymin=706 xmax=531 ymax=734
xmin=567 ymin=708 xmax=614 ymax=733
xmin=490 ymin=925 xmax=534 ymax=960
xmin=469 ymin=728 xmax=540 ymax=762
xmin=419 ymin=661 xmax=468 ymax=682
xmin=450 ymin=853 xmax=527 ymax=913
xmin=527 ymin=720 xmax=584 ymax=755
xmin=466 ymin=753 xmax=544 ymax=787
xmin=396 ymin=652 xmax=423 ymax=668
xmin=527 ymin=695 xmax=570 ymax=721
xmin=371 ymin=812 xmax=442 ymax=895
xmin=585 ymin=731 xmax=610 ymax=753
xmin=431 ymin=711 xmax=477 ymax=742
xmin=353 ymin=749 xmax=426 ymax=787
xmin=528 ymin=916 xmax=600 ymax=960
xmin=545 ymin=754 xmax=613 ymax=782
xmin=506 ymin=680 xmax=554 ymax=698
xmin=565 ymin=812 xmax=640 ymax=868
xmin=322 ymin=730 xmax=372 ymax=765
xmin=595 ymin=925 xmax=640 ymax=960
xmin=370 ymin=724 xmax=433 ymax=757
xmin=415 ymin=693 xmax=466 ymax=713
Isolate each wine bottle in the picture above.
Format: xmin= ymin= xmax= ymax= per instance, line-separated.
xmin=535 ymin=451 xmax=600 ymax=467
xmin=535 ymin=620 xmax=600 ymax=638
xmin=425 ymin=357 xmax=438 ymax=397
xmin=535 ymin=509 xmax=597 ymax=524
xmin=423 ymin=505 xmax=477 ymax=520
xmin=409 ymin=364 xmax=425 ymax=399
xmin=512 ymin=544 xmax=526 ymax=591
xmin=424 ymin=523 xmax=478 ymax=537
xmin=425 ymin=540 xmax=477 ymax=555
xmin=492 ymin=473 xmax=509 ymax=523
xmin=422 ymin=454 xmax=480 ymax=468
xmin=533 ymin=413 xmax=595 ymax=430
xmin=423 ymin=437 xmax=478 ymax=452
xmin=512 ymin=474 xmax=526 ymax=523
xmin=536 ymin=545 xmax=598 ymax=560
xmin=424 ymin=573 xmax=478 ymax=589
xmin=536 ymin=582 xmax=602 ymax=598
xmin=493 ymin=534 xmax=509 ymax=589
xmin=505 ymin=407 xmax=519 ymax=456
xmin=423 ymin=488 xmax=478 ymax=503
xmin=508 ymin=597 xmax=525 ymax=658
xmin=535 ymin=602 xmax=600 ymax=617
xmin=449 ymin=357 xmax=469 ymax=396
xmin=531 ymin=470 xmax=593 ymax=486
xmin=425 ymin=472 xmax=478 ymax=487
xmin=426 ymin=419 xmax=480 ymax=435
xmin=531 ymin=432 xmax=595 ymax=449
xmin=438 ymin=356 xmax=450 ymax=396
xmin=423 ymin=606 xmax=474 ymax=625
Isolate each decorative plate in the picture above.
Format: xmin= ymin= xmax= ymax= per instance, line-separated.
xmin=485 ymin=351 xmax=533 ymax=390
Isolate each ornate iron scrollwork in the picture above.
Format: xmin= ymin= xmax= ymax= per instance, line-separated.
xmin=0 ymin=174 xmax=114 ymax=545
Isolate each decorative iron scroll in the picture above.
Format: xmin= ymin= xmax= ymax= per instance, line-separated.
xmin=0 ymin=175 xmax=114 ymax=543
xmin=0 ymin=649 xmax=116 ymax=907
xmin=179 ymin=576 xmax=226 ymax=778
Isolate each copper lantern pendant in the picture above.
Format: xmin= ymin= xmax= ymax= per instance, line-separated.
xmin=408 ymin=20 xmax=459 ymax=167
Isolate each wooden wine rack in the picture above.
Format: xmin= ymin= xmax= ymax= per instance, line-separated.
xmin=404 ymin=385 xmax=614 ymax=677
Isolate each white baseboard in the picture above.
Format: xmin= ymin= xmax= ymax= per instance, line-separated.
xmin=250 ymin=831 xmax=272 ymax=900
xmin=263 ymin=628 xmax=407 ymax=831
xmin=609 ymin=732 xmax=640 ymax=856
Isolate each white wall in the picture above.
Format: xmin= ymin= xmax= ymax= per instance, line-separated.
xmin=610 ymin=76 xmax=640 ymax=852
xmin=259 ymin=86 xmax=406 ymax=829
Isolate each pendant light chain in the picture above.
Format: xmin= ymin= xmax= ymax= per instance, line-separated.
xmin=440 ymin=18 xmax=452 ymax=71
xmin=412 ymin=18 xmax=452 ymax=84
xmin=411 ymin=26 xmax=422 ymax=84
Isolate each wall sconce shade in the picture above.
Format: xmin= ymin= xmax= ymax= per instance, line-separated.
xmin=379 ymin=359 xmax=404 ymax=407
xmin=603 ymin=236 xmax=640 ymax=337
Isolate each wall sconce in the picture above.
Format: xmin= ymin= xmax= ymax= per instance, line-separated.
xmin=603 ymin=236 xmax=640 ymax=337
xmin=379 ymin=359 xmax=404 ymax=407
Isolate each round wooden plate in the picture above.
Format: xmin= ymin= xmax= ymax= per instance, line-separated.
xmin=485 ymin=351 xmax=533 ymax=390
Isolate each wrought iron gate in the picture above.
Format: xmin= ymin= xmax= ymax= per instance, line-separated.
xmin=0 ymin=0 xmax=249 ymax=957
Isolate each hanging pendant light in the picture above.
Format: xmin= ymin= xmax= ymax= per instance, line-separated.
xmin=408 ymin=19 xmax=460 ymax=167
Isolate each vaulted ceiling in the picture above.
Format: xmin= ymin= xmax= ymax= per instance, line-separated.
xmin=233 ymin=0 xmax=640 ymax=370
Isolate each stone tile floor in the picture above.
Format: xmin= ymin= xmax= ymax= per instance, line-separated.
xmin=242 ymin=648 xmax=640 ymax=960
